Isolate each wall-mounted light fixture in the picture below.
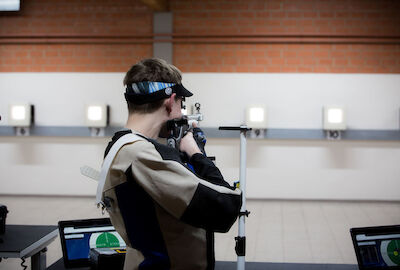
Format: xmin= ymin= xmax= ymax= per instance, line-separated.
xmin=85 ymin=104 xmax=109 ymax=136
xmin=245 ymin=105 xmax=267 ymax=138
xmin=8 ymin=103 xmax=34 ymax=136
xmin=0 ymin=0 xmax=20 ymax=11
xmin=323 ymin=106 xmax=346 ymax=140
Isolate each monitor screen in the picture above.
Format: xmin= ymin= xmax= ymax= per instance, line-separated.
xmin=59 ymin=218 xmax=126 ymax=268
xmin=63 ymin=224 xmax=126 ymax=260
xmin=351 ymin=226 xmax=400 ymax=270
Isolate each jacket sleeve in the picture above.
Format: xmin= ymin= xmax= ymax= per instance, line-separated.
xmin=189 ymin=153 xmax=233 ymax=189
xmin=121 ymin=140 xmax=242 ymax=233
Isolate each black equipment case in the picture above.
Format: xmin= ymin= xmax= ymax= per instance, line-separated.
xmin=89 ymin=248 xmax=125 ymax=270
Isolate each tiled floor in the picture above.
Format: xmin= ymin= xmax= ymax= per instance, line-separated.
xmin=0 ymin=196 xmax=399 ymax=269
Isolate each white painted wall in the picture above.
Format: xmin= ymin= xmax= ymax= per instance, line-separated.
xmin=183 ymin=73 xmax=400 ymax=129
xmin=0 ymin=73 xmax=399 ymax=200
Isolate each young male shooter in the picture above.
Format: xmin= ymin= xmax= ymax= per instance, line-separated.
xmin=102 ymin=58 xmax=242 ymax=270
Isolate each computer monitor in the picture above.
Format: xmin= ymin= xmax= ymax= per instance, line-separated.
xmin=351 ymin=225 xmax=400 ymax=270
xmin=58 ymin=218 xmax=126 ymax=268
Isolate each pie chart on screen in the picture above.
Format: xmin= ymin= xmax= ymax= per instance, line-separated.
xmin=89 ymin=231 xmax=126 ymax=248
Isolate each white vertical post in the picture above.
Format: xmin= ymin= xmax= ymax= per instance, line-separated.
xmin=218 ymin=125 xmax=250 ymax=270
xmin=237 ymin=126 xmax=247 ymax=270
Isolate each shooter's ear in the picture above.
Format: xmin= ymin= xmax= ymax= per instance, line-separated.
xmin=165 ymin=93 xmax=177 ymax=114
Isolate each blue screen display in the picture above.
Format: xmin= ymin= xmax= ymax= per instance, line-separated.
xmin=65 ymin=233 xmax=92 ymax=260
xmin=63 ymin=224 xmax=125 ymax=262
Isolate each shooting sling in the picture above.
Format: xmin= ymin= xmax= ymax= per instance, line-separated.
xmin=96 ymin=133 xmax=140 ymax=206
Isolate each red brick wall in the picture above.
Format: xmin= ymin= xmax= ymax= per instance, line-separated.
xmin=172 ymin=0 xmax=400 ymax=36
xmin=0 ymin=0 xmax=152 ymax=36
xmin=172 ymin=0 xmax=400 ymax=73
xmin=1 ymin=0 xmax=399 ymax=73
xmin=0 ymin=0 xmax=153 ymax=72
xmin=0 ymin=44 xmax=151 ymax=72
xmin=174 ymin=44 xmax=400 ymax=73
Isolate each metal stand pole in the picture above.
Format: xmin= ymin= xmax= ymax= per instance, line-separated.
xmin=237 ymin=127 xmax=248 ymax=270
xmin=219 ymin=126 xmax=251 ymax=270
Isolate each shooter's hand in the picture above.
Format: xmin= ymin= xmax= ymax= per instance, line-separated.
xmin=192 ymin=125 xmax=207 ymax=155
xmin=180 ymin=131 xmax=202 ymax=158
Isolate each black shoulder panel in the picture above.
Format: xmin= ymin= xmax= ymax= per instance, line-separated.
xmin=104 ymin=130 xmax=132 ymax=157
xmin=143 ymin=137 xmax=184 ymax=164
